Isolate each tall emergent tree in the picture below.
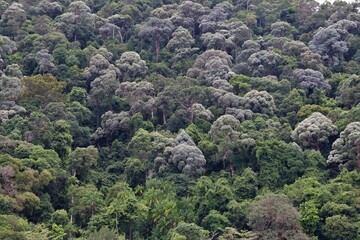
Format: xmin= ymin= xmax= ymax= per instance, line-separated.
xmin=291 ymin=112 xmax=337 ymax=150
xmin=327 ymin=122 xmax=360 ymax=169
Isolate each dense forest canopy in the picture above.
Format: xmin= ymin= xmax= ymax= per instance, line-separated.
xmin=0 ymin=0 xmax=360 ymax=239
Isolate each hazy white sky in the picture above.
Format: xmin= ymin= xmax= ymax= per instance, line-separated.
xmin=316 ymin=0 xmax=356 ymax=3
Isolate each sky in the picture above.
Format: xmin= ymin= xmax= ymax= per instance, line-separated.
xmin=316 ymin=0 xmax=357 ymax=3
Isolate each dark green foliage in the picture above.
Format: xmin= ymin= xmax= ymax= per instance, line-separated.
xmin=1 ymin=0 xmax=360 ymax=238
xmin=124 ymin=157 xmax=146 ymax=187
xmin=256 ymin=140 xmax=306 ymax=188
xmin=167 ymin=221 xmax=209 ymax=240
xmin=88 ymin=226 xmax=120 ymax=240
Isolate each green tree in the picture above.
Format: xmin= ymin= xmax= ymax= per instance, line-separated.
xmin=299 ymin=200 xmax=320 ymax=236
xmin=20 ymin=74 xmax=66 ymax=108
xmin=51 ymin=209 xmax=69 ymax=226
xmin=322 ymin=215 xmax=358 ymax=240
xmin=138 ymin=17 xmax=175 ymax=61
xmin=256 ymin=140 xmax=305 ymax=188
xmin=55 ymin=1 xmax=96 ymax=44
xmin=88 ymin=226 xmax=121 ymax=240
xmin=50 ymin=120 xmax=73 ymax=160
xmin=124 ymin=157 xmax=145 ymax=187
xmin=167 ymin=222 xmax=209 ymax=240
xmin=68 ymin=184 xmax=104 ymax=227
xmin=202 ymin=210 xmax=230 ymax=237
xmin=105 ymin=182 xmax=148 ymax=239
xmin=0 ymin=3 xmax=26 ymax=39
xmin=197 ymin=178 xmax=234 ymax=220
xmin=233 ymin=168 xmax=258 ymax=200
xmin=68 ymin=146 xmax=98 ymax=179
xmin=209 ymin=115 xmax=242 ymax=176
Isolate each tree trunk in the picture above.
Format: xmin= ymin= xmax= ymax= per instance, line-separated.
xmin=155 ymin=33 xmax=160 ymax=62
xmin=115 ymin=212 xmax=119 ymax=237
xmin=229 ymin=160 xmax=235 ymax=177
xmin=189 ymin=105 xmax=194 ymax=123
xmin=69 ymin=195 xmax=74 ymax=238
xmin=162 ymin=111 xmax=167 ymax=125
xmin=117 ymin=29 xmax=123 ymax=43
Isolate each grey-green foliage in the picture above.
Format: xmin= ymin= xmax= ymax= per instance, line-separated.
xmin=212 ymin=79 xmax=233 ymax=92
xmin=300 ymin=50 xmax=323 ymax=71
xmin=270 ymin=21 xmax=294 ymax=37
xmin=0 ymin=102 xmax=25 ymax=124
xmin=200 ymin=32 xmax=233 ymax=51
xmin=192 ymin=103 xmax=214 ymax=121
xmin=0 ymin=0 xmax=8 ymax=16
xmin=35 ymin=49 xmax=54 ymax=74
xmin=39 ymin=0 xmax=63 ymax=18
xmin=84 ymin=53 xmax=120 ymax=82
xmin=337 ymin=74 xmax=360 ymax=108
xmin=169 ymin=130 xmax=206 ymax=177
xmin=99 ymin=23 xmax=123 ymax=42
xmin=236 ymin=40 xmax=261 ymax=63
xmin=243 ymin=90 xmax=276 ymax=115
xmin=42 ymin=102 xmax=76 ymax=122
xmin=150 ymin=4 xmax=178 ymax=19
xmin=115 ymin=51 xmax=147 ymax=81
xmin=1 ymin=3 xmax=26 ymax=37
xmin=216 ymin=92 xmax=245 ymax=109
xmin=137 ymin=17 xmax=175 ymax=60
xmin=327 ymin=122 xmax=360 ymax=167
xmin=293 ymin=68 xmax=331 ymax=96
xmin=265 ymin=36 xmax=290 ymax=51
xmin=166 ymin=26 xmax=194 ymax=52
xmin=4 ymin=64 xmax=22 ymax=78
xmin=115 ymin=81 xmax=155 ymax=116
xmin=247 ymin=50 xmax=282 ymax=76
xmin=0 ymin=71 xmax=21 ymax=101
xmin=174 ymin=0 xmax=210 ymax=33
xmin=85 ymin=52 xmax=120 ymax=110
xmin=84 ymin=53 xmax=110 ymax=80
xmin=88 ymin=69 xmax=120 ymax=108
xmin=93 ymin=111 xmax=131 ymax=141
xmin=199 ymin=1 xmax=233 ymax=33
xmin=153 ymin=132 xmax=177 ymax=175
xmin=226 ymin=21 xmax=252 ymax=47
xmin=0 ymin=35 xmax=16 ymax=55
xmin=309 ymin=19 xmax=357 ymax=68
xmin=166 ymin=26 xmax=199 ymax=71
xmin=209 ymin=114 xmax=241 ymax=144
xmin=96 ymin=47 xmax=114 ymax=62
xmin=291 ymin=112 xmax=337 ymax=149
xmin=199 ymin=3 xmax=251 ymax=47
xmin=55 ymin=1 xmax=96 ymax=40
xmin=187 ymin=49 xmax=234 ymax=85
xmin=225 ymin=108 xmax=253 ymax=122
xmin=282 ymin=40 xmax=309 ymax=57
